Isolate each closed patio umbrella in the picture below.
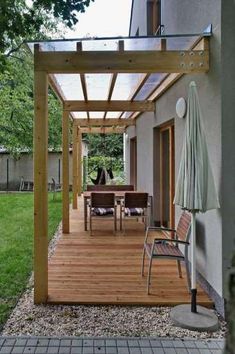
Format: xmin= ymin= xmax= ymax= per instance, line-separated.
xmin=174 ymin=81 xmax=220 ymax=313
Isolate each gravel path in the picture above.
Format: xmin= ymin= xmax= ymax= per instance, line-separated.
xmin=1 ymin=224 xmax=227 ymax=339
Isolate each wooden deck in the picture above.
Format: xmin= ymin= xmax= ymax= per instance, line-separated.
xmin=48 ymin=197 xmax=213 ymax=307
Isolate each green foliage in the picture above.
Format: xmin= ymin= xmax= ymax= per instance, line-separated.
xmin=0 ymin=0 xmax=95 ymax=54
xmin=87 ymin=156 xmax=125 ymax=186
xmin=88 ymin=156 xmax=124 ymax=174
xmin=84 ymin=134 xmax=124 ymax=186
xmin=0 ymin=48 xmax=62 ymax=157
xmin=0 ymin=192 xmax=62 ymax=329
xmin=84 ymin=133 xmax=123 ymax=158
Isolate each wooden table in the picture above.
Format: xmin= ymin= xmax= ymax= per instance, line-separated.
xmin=83 ymin=191 xmax=153 ymax=231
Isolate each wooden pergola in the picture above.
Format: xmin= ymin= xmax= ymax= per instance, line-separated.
xmin=31 ymin=33 xmax=210 ymax=303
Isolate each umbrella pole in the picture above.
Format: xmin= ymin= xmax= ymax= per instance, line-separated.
xmin=191 ymin=211 xmax=197 ymax=313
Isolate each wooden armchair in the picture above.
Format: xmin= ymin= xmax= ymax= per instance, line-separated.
xmin=141 ymin=211 xmax=191 ymax=294
xmin=89 ymin=192 xmax=117 ymax=235
xmin=120 ymin=192 xmax=149 ymax=233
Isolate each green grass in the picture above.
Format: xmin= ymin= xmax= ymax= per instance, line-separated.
xmin=0 ymin=192 xmax=62 ymax=330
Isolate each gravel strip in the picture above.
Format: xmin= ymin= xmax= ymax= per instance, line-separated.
xmin=1 ymin=224 xmax=227 ymax=339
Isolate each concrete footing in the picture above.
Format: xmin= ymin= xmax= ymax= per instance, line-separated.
xmin=170 ymin=304 xmax=219 ymax=332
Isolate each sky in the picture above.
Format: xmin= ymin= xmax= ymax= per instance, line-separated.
xmin=64 ymin=0 xmax=133 ymax=38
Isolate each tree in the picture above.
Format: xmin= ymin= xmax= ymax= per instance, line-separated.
xmin=84 ymin=134 xmax=123 ymax=158
xmin=0 ymin=0 xmax=94 ymax=155
xmin=0 ymin=47 xmax=62 ymax=157
xmin=0 ymin=0 xmax=95 ymax=54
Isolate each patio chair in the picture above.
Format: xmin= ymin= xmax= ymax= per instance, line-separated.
xmin=120 ymin=192 xmax=149 ymax=233
xmin=141 ymin=211 xmax=191 ymax=294
xmin=89 ymin=192 xmax=117 ymax=235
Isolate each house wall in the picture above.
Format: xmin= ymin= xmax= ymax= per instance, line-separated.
xmin=221 ymin=0 xmax=235 ymax=298
xmin=0 ymin=143 xmax=88 ymax=190
xmin=128 ymin=0 xmax=224 ymax=313
xmin=130 ymin=0 xmax=147 ymax=35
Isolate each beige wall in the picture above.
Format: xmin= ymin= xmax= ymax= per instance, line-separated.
xmin=127 ymin=0 xmax=225 ymax=313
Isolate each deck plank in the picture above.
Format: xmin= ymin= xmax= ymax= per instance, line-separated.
xmin=48 ymin=197 xmax=213 ymax=307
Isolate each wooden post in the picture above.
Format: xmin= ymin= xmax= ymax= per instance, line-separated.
xmin=160 ymin=38 xmax=167 ymax=51
xmin=77 ymin=129 xmax=82 ymax=196
xmin=34 ymin=66 xmax=48 ymax=303
xmin=72 ymin=123 xmax=78 ymax=209
xmin=62 ymin=111 xmax=70 ymax=233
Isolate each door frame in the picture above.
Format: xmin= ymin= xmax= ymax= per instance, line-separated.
xmin=159 ymin=122 xmax=175 ymax=228
xmin=130 ymin=137 xmax=137 ymax=190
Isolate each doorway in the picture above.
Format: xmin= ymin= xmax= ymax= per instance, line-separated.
xmin=130 ymin=137 xmax=137 ymax=190
xmin=159 ymin=123 xmax=175 ymax=228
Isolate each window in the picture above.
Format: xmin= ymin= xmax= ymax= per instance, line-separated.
xmin=147 ymin=0 xmax=161 ymax=35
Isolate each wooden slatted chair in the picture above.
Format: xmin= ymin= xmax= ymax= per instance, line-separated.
xmin=141 ymin=211 xmax=191 ymax=294
xmin=89 ymin=192 xmax=117 ymax=235
xmin=120 ymin=192 xmax=149 ymax=233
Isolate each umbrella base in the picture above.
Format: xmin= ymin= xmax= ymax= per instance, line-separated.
xmin=170 ymin=304 xmax=219 ymax=332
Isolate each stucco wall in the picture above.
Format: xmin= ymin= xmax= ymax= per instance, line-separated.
xmin=221 ymin=0 xmax=235 ymax=297
xmin=127 ymin=0 xmax=224 ymax=306
xmin=130 ymin=0 xmax=147 ymax=36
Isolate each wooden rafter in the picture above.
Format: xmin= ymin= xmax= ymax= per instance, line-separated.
xmin=73 ymin=118 xmax=135 ymax=127
xmin=104 ymin=40 xmax=124 ymax=119
xmin=49 ymin=74 xmax=66 ymax=102
xmin=77 ymin=42 xmax=90 ymax=119
xmin=35 ymin=49 xmax=209 ymax=74
xmin=64 ymin=100 xmax=154 ymax=112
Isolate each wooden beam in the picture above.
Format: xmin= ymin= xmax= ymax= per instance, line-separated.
xmin=35 ymin=50 xmax=209 ymax=74
xmin=104 ymin=40 xmax=124 ymax=119
xmin=160 ymin=38 xmax=167 ymax=51
xmin=64 ymin=100 xmax=154 ymax=112
xmin=34 ymin=68 xmax=48 ymax=304
xmin=77 ymin=42 xmax=90 ymax=119
xmin=80 ymin=127 xmax=125 ymax=134
xmin=48 ymin=74 xmax=66 ymax=103
xmin=74 ymin=118 xmax=135 ymax=127
xmin=77 ymin=129 xmax=82 ymax=196
xmin=72 ymin=124 xmax=78 ymax=209
xmin=62 ymin=111 xmax=70 ymax=233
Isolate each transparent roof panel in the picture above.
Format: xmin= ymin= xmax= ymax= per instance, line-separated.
xmin=89 ymin=112 xmax=106 ymax=118
xmin=105 ymin=112 xmax=122 ymax=118
xmin=134 ymin=73 xmax=168 ymax=100
xmin=122 ymin=112 xmax=133 ymax=119
xmin=26 ymin=31 xmax=211 ymax=115
xmin=53 ymin=74 xmax=84 ymax=100
xmin=72 ymin=112 xmax=87 ymax=118
xmin=26 ymin=32 xmax=210 ymax=53
xmin=112 ymin=73 xmax=144 ymax=100
xmin=86 ymin=74 xmax=111 ymax=100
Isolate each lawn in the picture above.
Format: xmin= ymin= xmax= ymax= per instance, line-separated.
xmin=0 ymin=192 xmax=62 ymax=330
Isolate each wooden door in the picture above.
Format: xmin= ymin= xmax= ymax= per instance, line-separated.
xmin=160 ymin=124 xmax=175 ymax=228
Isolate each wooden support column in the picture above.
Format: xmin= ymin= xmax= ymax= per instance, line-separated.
xmin=62 ymin=111 xmax=70 ymax=233
xmin=34 ymin=68 xmax=48 ymax=304
xmin=77 ymin=129 xmax=82 ymax=196
xmin=72 ymin=123 xmax=78 ymax=209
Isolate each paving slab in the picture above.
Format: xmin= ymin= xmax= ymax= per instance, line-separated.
xmin=0 ymin=337 xmax=225 ymax=354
